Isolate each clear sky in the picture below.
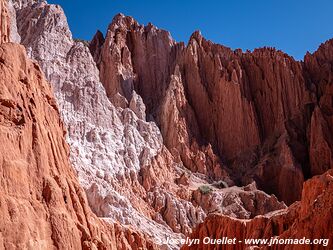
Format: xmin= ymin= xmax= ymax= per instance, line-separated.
xmin=48 ymin=0 xmax=333 ymax=60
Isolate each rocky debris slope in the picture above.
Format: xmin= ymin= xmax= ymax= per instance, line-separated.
xmin=192 ymin=182 xmax=286 ymax=219
xmin=0 ymin=42 xmax=117 ymax=250
xmin=182 ymin=170 xmax=333 ymax=250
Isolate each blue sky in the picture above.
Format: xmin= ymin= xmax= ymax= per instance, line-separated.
xmin=48 ymin=0 xmax=333 ymax=60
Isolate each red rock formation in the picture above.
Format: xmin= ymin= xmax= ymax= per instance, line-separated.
xmin=96 ymin=20 xmax=317 ymax=204
xmin=178 ymin=33 xmax=314 ymax=204
xmin=98 ymin=14 xmax=180 ymax=108
xmin=182 ymin=170 xmax=333 ymax=250
xmin=160 ymin=65 xmax=229 ymax=179
xmin=0 ymin=42 xmax=116 ymax=249
xmin=0 ymin=0 xmax=10 ymax=43
xmin=180 ymin=31 xmax=261 ymax=160
xmin=95 ymin=15 xmax=234 ymax=187
xmin=90 ymin=15 xmax=333 ymax=248
xmin=304 ymin=39 xmax=333 ymax=176
xmin=6 ymin=2 xmax=333 ymax=247
xmin=0 ymin=41 xmax=162 ymax=250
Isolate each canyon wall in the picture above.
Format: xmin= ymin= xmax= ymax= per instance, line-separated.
xmin=12 ymin=1 xmax=289 ymax=249
xmin=305 ymin=39 xmax=333 ymax=176
xmin=178 ymin=35 xmax=313 ymax=204
xmin=0 ymin=1 xmax=160 ymax=249
xmin=0 ymin=41 xmax=117 ymax=249
xmin=90 ymin=12 xmax=333 ymax=248
xmin=92 ymin=17 xmax=320 ymax=205
xmin=14 ymin=3 xmax=203 ymax=247
xmin=0 ymin=41 xmax=159 ymax=250
xmin=0 ymin=0 xmax=332 ymax=249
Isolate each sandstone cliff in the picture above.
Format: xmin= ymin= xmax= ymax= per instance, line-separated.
xmin=0 ymin=40 xmax=162 ymax=250
xmin=178 ymin=35 xmax=313 ymax=204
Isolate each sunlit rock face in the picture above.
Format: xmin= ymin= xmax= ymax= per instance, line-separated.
xmin=13 ymin=2 xmax=209 ymax=249
xmin=0 ymin=41 xmax=119 ymax=250
xmin=94 ymin=15 xmax=315 ymax=206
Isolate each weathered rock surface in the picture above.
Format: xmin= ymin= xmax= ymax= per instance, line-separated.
xmin=0 ymin=42 xmax=117 ymax=250
xmin=304 ymin=39 xmax=333 ymax=176
xmin=180 ymin=35 xmax=314 ymax=205
xmin=182 ymin=170 xmax=333 ymax=250
xmin=14 ymin=2 xmax=215 ymax=248
xmin=159 ymin=65 xmax=229 ymax=180
xmin=12 ymin=0 xmax=39 ymax=9
xmin=0 ymin=0 xmax=10 ymax=43
xmin=95 ymin=14 xmax=233 ymax=185
xmin=96 ymin=14 xmax=179 ymax=110
xmin=192 ymin=182 xmax=286 ymax=219
xmin=8 ymin=0 xmax=20 ymax=43
xmin=95 ymin=17 xmax=329 ymax=205
xmin=15 ymin=2 xmax=180 ymax=246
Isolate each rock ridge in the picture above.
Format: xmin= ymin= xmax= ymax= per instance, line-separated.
xmin=93 ymin=15 xmax=322 ymax=205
